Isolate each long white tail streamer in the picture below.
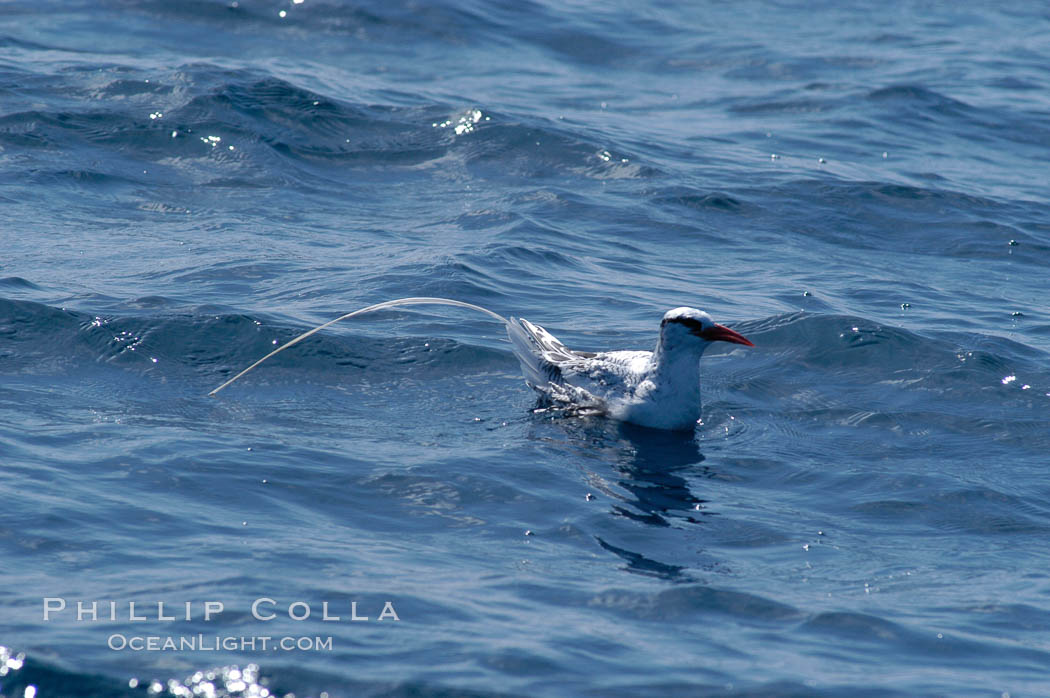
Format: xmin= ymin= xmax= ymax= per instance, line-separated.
xmin=208 ymin=297 xmax=509 ymax=397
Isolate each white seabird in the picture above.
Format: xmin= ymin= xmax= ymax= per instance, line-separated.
xmin=209 ymin=298 xmax=753 ymax=431
xmin=506 ymin=307 xmax=753 ymax=430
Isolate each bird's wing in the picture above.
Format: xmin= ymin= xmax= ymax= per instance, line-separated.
xmin=507 ymin=318 xmax=648 ymax=406
xmin=506 ymin=317 xmax=589 ymax=388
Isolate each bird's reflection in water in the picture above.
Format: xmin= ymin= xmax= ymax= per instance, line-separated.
xmin=533 ymin=415 xmax=715 ymax=524
xmin=531 ymin=414 xmax=719 ymax=581
xmin=605 ymin=421 xmax=712 ymax=527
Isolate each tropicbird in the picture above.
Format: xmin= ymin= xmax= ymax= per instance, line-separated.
xmin=209 ymin=298 xmax=753 ymax=431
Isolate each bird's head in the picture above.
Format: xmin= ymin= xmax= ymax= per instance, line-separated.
xmin=659 ymin=307 xmax=754 ymax=350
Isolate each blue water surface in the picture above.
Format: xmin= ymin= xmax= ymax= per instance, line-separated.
xmin=2 ymin=1 xmax=1049 ymax=696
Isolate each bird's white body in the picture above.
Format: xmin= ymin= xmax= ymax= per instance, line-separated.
xmin=506 ymin=307 xmax=752 ymax=431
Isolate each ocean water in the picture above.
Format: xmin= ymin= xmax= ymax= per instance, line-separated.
xmin=2 ymin=0 xmax=1049 ymax=695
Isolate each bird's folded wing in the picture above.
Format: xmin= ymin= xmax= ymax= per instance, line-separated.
xmin=506 ymin=317 xmax=589 ymax=387
xmin=506 ymin=317 xmax=646 ymax=398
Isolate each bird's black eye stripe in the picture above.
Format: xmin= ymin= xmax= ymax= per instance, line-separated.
xmin=664 ymin=317 xmax=705 ymax=332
